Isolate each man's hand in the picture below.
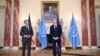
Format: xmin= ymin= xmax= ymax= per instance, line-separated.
xmin=26 ymin=35 xmax=32 ymax=38
xmin=24 ymin=35 xmax=32 ymax=38
xmin=53 ymin=37 xmax=59 ymax=40
xmin=53 ymin=37 xmax=56 ymax=40
xmin=55 ymin=37 xmax=59 ymax=40
xmin=24 ymin=35 xmax=28 ymax=37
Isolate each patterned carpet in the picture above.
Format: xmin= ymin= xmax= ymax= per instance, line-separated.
xmin=0 ymin=48 xmax=100 ymax=56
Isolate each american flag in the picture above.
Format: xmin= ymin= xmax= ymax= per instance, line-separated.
xmin=61 ymin=33 xmax=65 ymax=47
xmin=28 ymin=14 xmax=35 ymax=47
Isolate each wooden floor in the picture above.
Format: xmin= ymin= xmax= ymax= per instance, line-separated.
xmin=0 ymin=48 xmax=100 ymax=56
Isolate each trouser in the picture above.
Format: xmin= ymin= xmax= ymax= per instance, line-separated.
xmin=53 ymin=39 xmax=61 ymax=56
xmin=22 ymin=38 xmax=31 ymax=56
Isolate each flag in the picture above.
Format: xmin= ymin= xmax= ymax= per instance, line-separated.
xmin=61 ymin=33 xmax=65 ymax=47
xmin=38 ymin=16 xmax=47 ymax=49
xmin=28 ymin=14 xmax=32 ymax=27
xmin=28 ymin=14 xmax=34 ymax=46
xmin=68 ymin=14 xmax=80 ymax=49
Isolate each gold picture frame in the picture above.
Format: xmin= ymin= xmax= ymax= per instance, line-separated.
xmin=41 ymin=1 xmax=59 ymax=23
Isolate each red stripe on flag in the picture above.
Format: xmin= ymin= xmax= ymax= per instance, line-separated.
xmin=61 ymin=33 xmax=65 ymax=47
xmin=31 ymin=37 xmax=34 ymax=46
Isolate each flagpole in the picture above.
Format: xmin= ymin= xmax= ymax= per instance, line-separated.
xmin=68 ymin=14 xmax=80 ymax=56
xmin=72 ymin=13 xmax=76 ymax=55
xmin=72 ymin=32 xmax=76 ymax=56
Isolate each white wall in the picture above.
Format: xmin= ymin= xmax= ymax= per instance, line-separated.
xmin=95 ymin=11 xmax=100 ymax=47
xmin=95 ymin=0 xmax=100 ymax=5
xmin=95 ymin=0 xmax=100 ymax=47
xmin=0 ymin=0 xmax=6 ymax=47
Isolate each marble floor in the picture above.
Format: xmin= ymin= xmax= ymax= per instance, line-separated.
xmin=0 ymin=48 xmax=100 ymax=56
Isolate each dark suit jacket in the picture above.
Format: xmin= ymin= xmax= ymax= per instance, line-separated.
xmin=20 ymin=26 xmax=33 ymax=37
xmin=50 ymin=24 xmax=62 ymax=40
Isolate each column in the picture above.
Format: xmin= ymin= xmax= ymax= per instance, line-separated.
xmin=13 ymin=0 xmax=19 ymax=46
xmin=89 ymin=0 xmax=97 ymax=46
xmin=81 ymin=0 xmax=88 ymax=46
xmin=4 ymin=0 xmax=11 ymax=48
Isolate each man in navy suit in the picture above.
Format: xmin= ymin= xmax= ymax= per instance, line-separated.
xmin=50 ymin=19 xmax=62 ymax=56
xmin=20 ymin=20 xmax=33 ymax=56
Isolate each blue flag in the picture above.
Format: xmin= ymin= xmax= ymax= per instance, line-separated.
xmin=38 ymin=16 xmax=47 ymax=49
xmin=68 ymin=14 xmax=80 ymax=49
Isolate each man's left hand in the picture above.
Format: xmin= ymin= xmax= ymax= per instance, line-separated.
xmin=55 ymin=37 xmax=59 ymax=40
xmin=26 ymin=35 xmax=32 ymax=38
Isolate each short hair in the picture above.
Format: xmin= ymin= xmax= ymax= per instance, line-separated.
xmin=24 ymin=20 xmax=28 ymax=24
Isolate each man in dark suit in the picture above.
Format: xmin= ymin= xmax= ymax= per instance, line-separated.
xmin=20 ymin=20 xmax=33 ymax=56
xmin=50 ymin=19 xmax=62 ymax=56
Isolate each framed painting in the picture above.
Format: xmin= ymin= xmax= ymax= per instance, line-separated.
xmin=41 ymin=1 xmax=59 ymax=23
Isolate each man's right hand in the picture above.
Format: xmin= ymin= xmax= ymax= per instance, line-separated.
xmin=23 ymin=35 xmax=28 ymax=38
xmin=53 ymin=37 xmax=58 ymax=40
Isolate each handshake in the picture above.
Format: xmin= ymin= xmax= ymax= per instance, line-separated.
xmin=23 ymin=35 xmax=32 ymax=38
